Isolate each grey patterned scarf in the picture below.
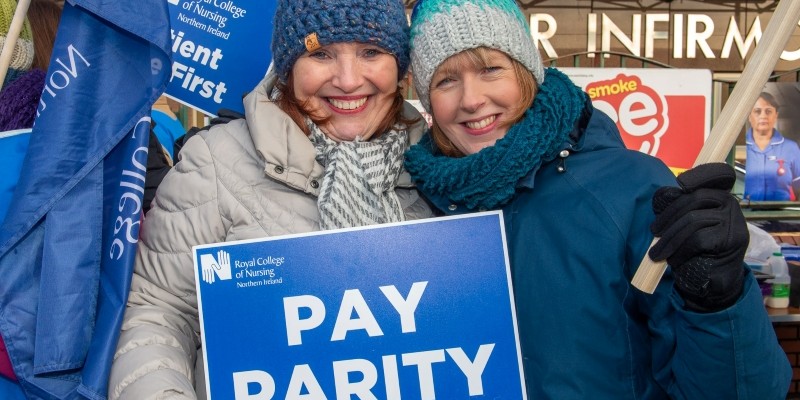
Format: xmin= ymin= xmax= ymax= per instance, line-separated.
xmin=308 ymin=120 xmax=408 ymax=230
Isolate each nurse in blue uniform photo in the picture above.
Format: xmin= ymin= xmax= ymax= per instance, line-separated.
xmin=744 ymin=91 xmax=800 ymax=201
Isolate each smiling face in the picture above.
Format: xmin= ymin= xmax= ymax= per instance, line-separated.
xmin=429 ymin=49 xmax=525 ymax=155
xmin=291 ymin=42 xmax=399 ymax=142
xmin=749 ymin=97 xmax=779 ymax=137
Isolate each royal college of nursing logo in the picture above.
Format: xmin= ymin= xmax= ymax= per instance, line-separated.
xmin=200 ymin=250 xmax=232 ymax=284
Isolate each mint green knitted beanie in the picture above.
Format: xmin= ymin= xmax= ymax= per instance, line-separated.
xmin=410 ymin=0 xmax=544 ymax=111
xmin=1 ymin=0 xmax=34 ymax=72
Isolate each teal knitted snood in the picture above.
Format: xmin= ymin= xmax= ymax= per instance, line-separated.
xmin=404 ymin=68 xmax=587 ymax=210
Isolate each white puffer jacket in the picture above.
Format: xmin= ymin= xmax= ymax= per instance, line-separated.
xmin=108 ymin=73 xmax=433 ymax=400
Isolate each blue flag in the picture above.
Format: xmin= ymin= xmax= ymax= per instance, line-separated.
xmin=0 ymin=129 xmax=32 ymax=223
xmin=0 ymin=1 xmax=170 ymax=399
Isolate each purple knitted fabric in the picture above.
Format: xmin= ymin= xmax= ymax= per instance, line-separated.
xmin=0 ymin=69 xmax=45 ymax=131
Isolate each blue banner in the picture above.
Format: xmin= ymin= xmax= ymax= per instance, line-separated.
xmin=0 ymin=129 xmax=32 ymax=223
xmin=0 ymin=1 xmax=170 ymax=399
xmin=166 ymin=0 xmax=276 ymax=116
xmin=195 ymin=213 xmax=527 ymax=399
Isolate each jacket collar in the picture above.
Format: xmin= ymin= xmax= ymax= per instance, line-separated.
xmin=244 ymin=69 xmax=325 ymax=195
xmin=516 ymin=97 xmax=592 ymax=190
xmin=745 ymin=128 xmax=785 ymax=147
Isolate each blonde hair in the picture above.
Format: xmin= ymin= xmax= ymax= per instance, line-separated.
xmin=429 ymin=47 xmax=537 ymax=157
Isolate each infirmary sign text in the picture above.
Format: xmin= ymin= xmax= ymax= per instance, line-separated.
xmin=526 ymin=11 xmax=800 ymax=69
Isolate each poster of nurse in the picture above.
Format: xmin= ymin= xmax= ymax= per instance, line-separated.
xmin=744 ymin=83 xmax=800 ymax=201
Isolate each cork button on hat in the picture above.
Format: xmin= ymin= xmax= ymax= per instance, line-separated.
xmin=305 ymin=33 xmax=321 ymax=52
xmin=270 ymin=0 xmax=410 ymax=83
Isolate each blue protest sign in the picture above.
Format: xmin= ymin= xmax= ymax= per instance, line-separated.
xmin=194 ymin=212 xmax=526 ymax=399
xmin=166 ymin=0 xmax=276 ymax=116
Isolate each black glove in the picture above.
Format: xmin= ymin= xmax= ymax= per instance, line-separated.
xmin=648 ymin=163 xmax=749 ymax=312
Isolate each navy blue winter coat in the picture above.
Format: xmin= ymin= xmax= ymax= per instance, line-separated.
xmin=420 ymin=102 xmax=791 ymax=399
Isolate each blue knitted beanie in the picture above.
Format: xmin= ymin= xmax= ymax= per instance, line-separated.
xmin=271 ymin=0 xmax=410 ymax=83
xmin=410 ymin=0 xmax=544 ymax=111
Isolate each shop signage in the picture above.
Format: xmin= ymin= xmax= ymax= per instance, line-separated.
xmin=533 ymin=13 xmax=800 ymax=61
xmin=563 ymin=68 xmax=712 ymax=173
xmin=519 ymin=2 xmax=800 ymax=70
xmin=194 ymin=212 xmax=527 ymax=400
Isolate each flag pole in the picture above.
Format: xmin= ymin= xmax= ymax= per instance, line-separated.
xmin=0 ymin=0 xmax=31 ymax=86
xmin=632 ymin=0 xmax=800 ymax=294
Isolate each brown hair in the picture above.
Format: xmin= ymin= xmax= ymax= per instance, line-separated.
xmin=274 ymin=70 xmax=415 ymax=138
xmin=757 ymin=91 xmax=780 ymax=113
xmin=28 ymin=0 xmax=63 ymax=71
xmin=429 ymin=47 xmax=537 ymax=157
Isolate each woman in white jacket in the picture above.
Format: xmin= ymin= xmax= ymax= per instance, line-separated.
xmin=108 ymin=1 xmax=432 ymax=398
